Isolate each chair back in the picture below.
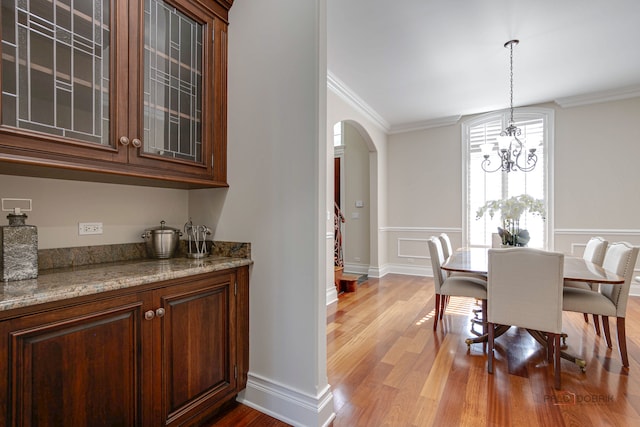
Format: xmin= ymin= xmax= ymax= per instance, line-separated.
xmin=438 ymin=233 xmax=453 ymax=259
xmin=599 ymin=242 xmax=639 ymax=317
xmin=583 ymin=237 xmax=608 ymax=266
xmin=428 ymin=237 xmax=447 ymax=293
xmin=488 ymin=248 xmax=564 ymax=334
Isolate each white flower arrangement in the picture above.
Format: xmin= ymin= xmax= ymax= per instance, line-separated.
xmin=475 ymin=194 xmax=546 ymax=246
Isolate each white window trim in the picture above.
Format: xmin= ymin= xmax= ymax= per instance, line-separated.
xmin=461 ymin=107 xmax=555 ymax=250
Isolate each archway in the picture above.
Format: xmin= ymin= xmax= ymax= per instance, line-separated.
xmin=327 ymin=118 xmax=378 ymax=303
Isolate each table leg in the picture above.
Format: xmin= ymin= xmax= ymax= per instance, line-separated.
xmin=526 ymin=329 xmax=587 ymax=372
xmin=466 ymin=324 xmax=510 ymax=347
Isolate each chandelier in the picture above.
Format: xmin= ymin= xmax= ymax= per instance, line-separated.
xmin=481 ymin=40 xmax=538 ymax=173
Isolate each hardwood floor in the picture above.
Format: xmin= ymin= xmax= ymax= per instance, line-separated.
xmin=210 ymin=274 xmax=640 ymax=426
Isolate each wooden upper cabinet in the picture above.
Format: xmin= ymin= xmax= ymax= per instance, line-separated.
xmin=0 ymin=0 xmax=232 ymax=188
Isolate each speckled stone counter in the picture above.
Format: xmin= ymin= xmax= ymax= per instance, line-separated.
xmin=0 ymin=256 xmax=252 ymax=313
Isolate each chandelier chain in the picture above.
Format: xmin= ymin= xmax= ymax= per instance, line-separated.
xmin=509 ymin=41 xmax=514 ymax=125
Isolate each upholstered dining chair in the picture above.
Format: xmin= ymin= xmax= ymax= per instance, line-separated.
xmin=439 ymin=233 xmax=486 ymax=324
xmin=565 ymin=237 xmax=608 ymax=291
xmin=564 ymin=236 xmax=608 ymax=328
xmin=563 ymin=241 xmax=639 ymax=368
xmin=439 ymin=233 xmax=454 ymax=260
xmin=487 ymin=248 xmax=565 ymax=389
xmin=428 ymin=237 xmax=487 ymax=332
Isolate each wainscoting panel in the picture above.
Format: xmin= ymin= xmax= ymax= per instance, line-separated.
xmin=397 ymin=238 xmax=430 ymax=259
xmin=382 ymin=227 xmax=462 ymax=277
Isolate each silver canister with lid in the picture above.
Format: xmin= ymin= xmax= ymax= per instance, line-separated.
xmin=141 ymin=221 xmax=182 ymax=259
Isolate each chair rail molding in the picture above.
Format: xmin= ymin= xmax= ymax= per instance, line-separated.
xmin=554 ymin=228 xmax=640 ymax=236
xmin=381 ymin=226 xmax=462 ymax=233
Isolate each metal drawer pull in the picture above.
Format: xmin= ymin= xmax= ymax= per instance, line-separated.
xmin=119 ymin=136 xmax=130 ymax=146
xmin=155 ymin=308 xmax=165 ymax=318
xmin=144 ymin=310 xmax=155 ymax=320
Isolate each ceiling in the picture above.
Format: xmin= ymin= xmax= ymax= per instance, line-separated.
xmin=327 ymin=0 xmax=640 ymax=132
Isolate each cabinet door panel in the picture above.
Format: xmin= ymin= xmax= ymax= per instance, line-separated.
xmin=7 ymin=300 xmax=144 ymax=427
xmin=0 ymin=0 xmax=129 ymax=163
xmin=158 ymin=274 xmax=236 ymax=424
xmin=129 ymin=0 xmax=222 ymax=182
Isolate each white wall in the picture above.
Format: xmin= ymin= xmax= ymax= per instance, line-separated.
xmin=0 ymin=174 xmax=188 ymax=249
xmin=190 ymin=1 xmax=334 ymax=426
xmin=384 ymin=97 xmax=640 ymax=291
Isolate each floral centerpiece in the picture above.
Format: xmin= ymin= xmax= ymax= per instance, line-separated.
xmin=475 ymin=194 xmax=546 ymax=246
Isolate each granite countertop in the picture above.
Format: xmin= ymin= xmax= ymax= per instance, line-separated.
xmin=0 ymin=256 xmax=253 ymax=313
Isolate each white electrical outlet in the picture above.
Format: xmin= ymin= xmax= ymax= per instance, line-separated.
xmin=79 ymin=222 xmax=103 ymax=235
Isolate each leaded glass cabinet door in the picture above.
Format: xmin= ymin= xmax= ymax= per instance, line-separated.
xmin=129 ymin=0 xmax=226 ymax=183
xmin=0 ymin=0 xmax=230 ymax=186
xmin=0 ymin=0 xmax=129 ymax=163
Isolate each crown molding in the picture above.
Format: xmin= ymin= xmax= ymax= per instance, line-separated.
xmin=327 ymin=71 xmax=390 ymax=132
xmin=388 ymin=115 xmax=462 ymax=134
xmin=555 ymin=85 xmax=640 ymax=108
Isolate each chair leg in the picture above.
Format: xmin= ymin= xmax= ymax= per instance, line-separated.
xmin=617 ymin=317 xmax=629 ymax=368
xmin=488 ymin=322 xmax=495 ymax=374
xmin=583 ymin=313 xmax=589 ymax=323
xmin=433 ymin=294 xmax=440 ymax=331
xmin=602 ymin=316 xmax=613 ymax=348
xmin=593 ymin=315 xmax=601 ymax=336
xmin=481 ymin=299 xmax=488 ymax=352
xmin=553 ymin=333 xmax=561 ymax=390
xmin=481 ymin=299 xmax=487 ymax=337
xmin=546 ymin=334 xmax=553 ymax=362
xmin=439 ymin=295 xmax=446 ymax=320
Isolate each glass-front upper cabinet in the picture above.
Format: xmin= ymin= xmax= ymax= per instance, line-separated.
xmin=0 ymin=0 xmax=232 ymax=187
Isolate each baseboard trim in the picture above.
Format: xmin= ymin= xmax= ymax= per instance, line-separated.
xmin=326 ymin=285 xmax=338 ymax=305
xmin=368 ymin=264 xmax=388 ymax=278
xmin=237 ymin=373 xmax=335 ymax=427
xmin=343 ymin=262 xmax=369 ymax=275
xmin=384 ymin=264 xmax=432 ymax=277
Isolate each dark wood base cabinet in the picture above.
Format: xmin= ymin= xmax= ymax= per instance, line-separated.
xmin=0 ymin=266 xmax=249 ymax=426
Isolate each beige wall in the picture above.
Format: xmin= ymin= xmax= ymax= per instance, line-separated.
xmin=554 ymin=97 xmax=640 ymax=229
xmin=0 ymin=174 xmax=188 ymax=249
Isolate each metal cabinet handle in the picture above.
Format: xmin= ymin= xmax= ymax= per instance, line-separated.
xmin=132 ymin=138 xmax=142 ymax=148
xmin=119 ymin=136 xmax=130 ymax=146
xmin=155 ymin=308 xmax=165 ymax=318
xmin=144 ymin=310 xmax=155 ymax=320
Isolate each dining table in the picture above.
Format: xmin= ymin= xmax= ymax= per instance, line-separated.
xmin=441 ymin=247 xmax=625 ymax=371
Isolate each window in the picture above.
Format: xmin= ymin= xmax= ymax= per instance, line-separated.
xmin=333 ymin=121 xmax=343 ymax=147
xmin=462 ymin=108 xmax=554 ymax=249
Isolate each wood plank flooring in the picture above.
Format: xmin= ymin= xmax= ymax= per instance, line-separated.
xmin=208 ymin=274 xmax=640 ymax=426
